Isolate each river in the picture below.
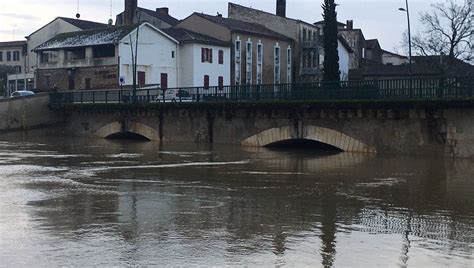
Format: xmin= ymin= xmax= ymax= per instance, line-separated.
xmin=0 ymin=137 xmax=472 ymax=267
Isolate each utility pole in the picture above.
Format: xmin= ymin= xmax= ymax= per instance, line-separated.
xmin=399 ymin=0 xmax=412 ymax=76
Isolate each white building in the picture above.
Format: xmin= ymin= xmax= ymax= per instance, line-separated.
xmin=33 ymin=23 xmax=231 ymax=91
xmin=381 ymin=50 xmax=409 ymax=66
xmin=33 ymin=23 xmax=179 ymax=91
xmin=164 ymin=28 xmax=231 ymax=88
xmin=337 ymin=37 xmax=353 ymax=81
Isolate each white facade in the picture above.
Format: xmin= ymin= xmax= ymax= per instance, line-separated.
xmin=179 ymin=43 xmax=231 ymax=88
xmin=382 ymin=51 xmax=409 ymax=66
xmin=337 ymin=39 xmax=350 ymax=81
xmin=118 ymin=24 xmax=179 ymax=88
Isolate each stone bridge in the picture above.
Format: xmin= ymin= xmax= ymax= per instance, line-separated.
xmin=56 ymin=101 xmax=474 ymax=157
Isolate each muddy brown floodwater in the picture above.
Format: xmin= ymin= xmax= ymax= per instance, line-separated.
xmin=0 ymin=137 xmax=473 ymax=266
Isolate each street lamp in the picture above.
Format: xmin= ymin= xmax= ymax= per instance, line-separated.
xmin=399 ymin=0 xmax=412 ymax=73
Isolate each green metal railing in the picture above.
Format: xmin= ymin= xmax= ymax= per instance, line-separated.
xmin=50 ymin=77 xmax=474 ymax=106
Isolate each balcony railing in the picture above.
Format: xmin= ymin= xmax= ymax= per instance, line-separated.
xmin=49 ymin=77 xmax=474 ymax=107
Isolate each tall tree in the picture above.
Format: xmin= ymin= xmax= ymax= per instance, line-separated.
xmin=322 ymin=0 xmax=340 ymax=82
xmin=405 ymin=0 xmax=473 ymax=61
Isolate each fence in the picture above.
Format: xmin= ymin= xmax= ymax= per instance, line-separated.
xmin=50 ymin=77 xmax=474 ymax=106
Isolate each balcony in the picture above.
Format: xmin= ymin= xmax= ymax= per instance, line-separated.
xmin=301 ymin=67 xmax=320 ymax=75
xmin=301 ymin=41 xmax=320 ymax=48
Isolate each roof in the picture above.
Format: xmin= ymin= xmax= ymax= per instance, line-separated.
xmin=163 ymin=28 xmax=229 ymax=46
xmin=58 ymin=17 xmax=108 ymax=30
xmin=194 ymin=13 xmax=292 ymax=41
xmin=0 ymin=40 xmax=27 ymax=48
xmin=365 ymin=39 xmax=380 ymax=49
xmin=382 ymin=49 xmax=407 ymax=59
xmin=228 ymin=2 xmax=316 ymax=28
xmin=27 ymin=17 xmax=108 ymax=38
xmin=137 ymin=7 xmax=180 ymax=26
xmin=314 ymin=20 xmax=347 ymax=27
xmin=357 ymin=56 xmax=474 ymax=77
xmin=33 ymin=24 xmax=137 ymax=51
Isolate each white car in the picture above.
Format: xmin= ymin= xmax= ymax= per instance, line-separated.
xmin=155 ymin=89 xmax=193 ymax=102
xmin=10 ymin=90 xmax=35 ymax=98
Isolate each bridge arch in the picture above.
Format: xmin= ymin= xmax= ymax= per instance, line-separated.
xmin=241 ymin=125 xmax=376 ymax=153
xmin=95 ymin=121 xmax=159 ymax=141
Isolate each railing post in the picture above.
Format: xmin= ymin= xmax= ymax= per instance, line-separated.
xmin=105 ymin=91 xmax=108 ymax=104
xmin=80 ymin=92 xmax=83 ymax=104
xmin=92 ymin=91 xmax=95 ymax=104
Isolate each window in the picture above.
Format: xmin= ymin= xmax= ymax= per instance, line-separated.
xmin=201 ymin=48 xmax=213 ymax=63
xmin=246 ymin=40 xmax=252 ymax=84
xmin=274 ymin=45 xmax=281 ymax=84
xmin=257 ymin=43 xmax=263 ymax=84
xmin=41 ymin=51 xmax=58 ymax=63
xmin=14 ymin=66 xmax=21 ymax=73
xmin=85 ymin=78 xmax=91 ymax=89
xmin=218 ymin=50 xmax=224 ymax=64
xmin=287 ymin=47 xmax=292 ymax=83
xmin=312 ymin=52 xmax=318 ymax=68
xmin=161 ymin=73 xmax=168 ymax=89
xmin=172 ymin=51 xmax=175 ymax=58
xmin=0 ymin=51 xmax=2 ymax=61
xmin=7 ymin=51 xmax=11 ymax=61
xmin=65 ymin=48 xmax=86 ymax=61
xmin=93 ymin=45 xmax=115 ymax=58
xmin=138 ymin=71 xmax=146 ymax=86
xmin=235 ymin=39 xmax=241 ymax=85
xmin=204 ymin=75 xmax=210 ymax=89
xmin=218 ymin=76 xmax=224 ymax=90
xmin=13 ymin=51 xmax=20 ymax=61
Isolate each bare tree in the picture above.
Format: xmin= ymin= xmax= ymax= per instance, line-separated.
xmin=404 ymin=0 xmax=472 ymax=61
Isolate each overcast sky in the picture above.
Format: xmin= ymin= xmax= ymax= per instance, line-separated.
xmin=0 ymin=0 xmax=457 ymax=54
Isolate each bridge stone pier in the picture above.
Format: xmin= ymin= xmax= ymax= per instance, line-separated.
xmin=58 ymin=101 xmax=474 ymax=158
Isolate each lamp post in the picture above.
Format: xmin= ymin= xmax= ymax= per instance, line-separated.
xmin=399 ymin=0 xmax=412 ymax=74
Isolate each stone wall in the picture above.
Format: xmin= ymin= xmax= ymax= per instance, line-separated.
xmin=58 ymin=103 xmax=474 ymax=158
xmin=0 ymin=93 xmax=64 ymax=131
xmin=36 ymin=66 xmax=118 ymax=91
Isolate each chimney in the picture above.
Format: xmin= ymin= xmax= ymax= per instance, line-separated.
xmin=124 ymin=0 xmax=137 ymax=25
xmin=276 ymin=0 xmax=286 ymax=17
xmin=156 ymin=7 xmax=169 ymax=15
xmin=346 ymin=20 xmax=353 ymax=30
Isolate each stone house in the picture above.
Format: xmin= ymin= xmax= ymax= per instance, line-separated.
xmin=33 ymin=23 xmax=180 ymax=91
xmin=364 ymin=39 xmax=383 ymax=64
xmin=351 ymin=55 xmax=474 ymax=80
xmin=175 ymin=13 xmax=294 ymax=86
xmin=0 ymin=40 xmax=30 ymax=94
xmin=115 ymin=0 xmax=179 ymax=29
xmin=228 ymin=2 xmax=321 ymax=82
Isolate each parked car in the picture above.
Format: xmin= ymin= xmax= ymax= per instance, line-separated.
xmin=10 ymin=90 xmax=35 ymax=98
xmin=155 ymin=89 xmax=193 ymax=102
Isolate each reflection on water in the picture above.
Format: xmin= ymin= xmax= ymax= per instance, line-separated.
xmin=0 ymin=137 xmax=473 ymax=266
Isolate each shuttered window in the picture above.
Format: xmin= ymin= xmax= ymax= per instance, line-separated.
xmin=218 ymin=50 xmax=224 ymax=64
xmin=218 ymin=76 xmax=224 ymax=90
xmin=204 ymin=75 xmax=210 ymax=89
